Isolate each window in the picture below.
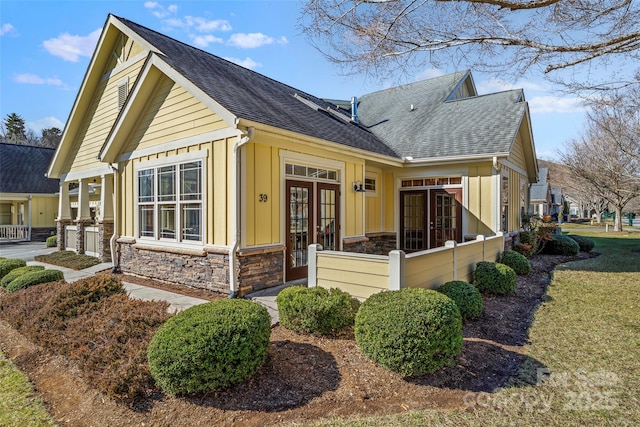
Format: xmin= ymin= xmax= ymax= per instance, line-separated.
xmin=137 ymin=160 xmax=202 ymax=242
xmin=285 ymin=163 xmax=337 ymax=181
xmin=364 ymin=177 xmax=376 ymax=191
xmin=401 ymin=176 xmax=462 ymax=187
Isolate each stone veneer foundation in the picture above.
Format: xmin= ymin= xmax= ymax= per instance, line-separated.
xmin=236 ymin=245 xmax=285 ymax=296
xmin=342 ymin=232 xmax=397 ymax=255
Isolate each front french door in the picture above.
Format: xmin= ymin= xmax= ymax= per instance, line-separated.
xmin=400 ymin=188 xmax=462 ymax=252
xmin=286 ymin=180 xmax=340 ymax=281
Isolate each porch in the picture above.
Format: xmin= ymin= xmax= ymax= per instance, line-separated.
xmin=308 ymin=232 xmax=504 ymax=299
xmin=0 ymin=225 xmax=30 ymax=242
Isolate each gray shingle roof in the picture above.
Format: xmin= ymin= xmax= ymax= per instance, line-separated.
xmin=0 ymin=143 xmax=59 ymax=194
xmin=357 ymin=73 xmax=527 ymax=159
xmin=529 ymin=167 xmax=549 ymax=201
xmin=117 ymin=17 xmax=398 ymax=158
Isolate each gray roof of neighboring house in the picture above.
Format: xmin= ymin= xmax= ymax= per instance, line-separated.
xmin=357 ymin=73 xmax=527 ymax=159
xmin=0 ymin=143 xmax=59 ymax=194
xmin=118 ymin=17 xmax=398 ymax=158
xmin=529 ymin=167 xmax=549 ymax=201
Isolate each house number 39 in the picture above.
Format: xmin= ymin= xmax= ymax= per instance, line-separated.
xmin=259 ymin=194 xmax=268 ymax=202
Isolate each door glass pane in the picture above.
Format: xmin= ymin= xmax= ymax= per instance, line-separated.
xmin=434 ymin=193 xmax=457 ymax=247
xmin=402 ymin=193 xmax=425 ymax=251
xmin=289 ymin=186 xmax=309 ymax=268
xmin=319 ymin=188 xmax=337 ymax=250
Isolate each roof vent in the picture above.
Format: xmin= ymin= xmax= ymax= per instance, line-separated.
xmin=351 ymin=96 xmax=359 ymax=123
xmin=410 ymin=104 xmax=414 ymax=111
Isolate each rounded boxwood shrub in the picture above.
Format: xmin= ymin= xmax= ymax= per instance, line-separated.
xmin=147 ymin=299 xmax=271 ymax=395
xmin=276 ymin=286 xmax=360 ymax=335
xmin=474 ymin=261 xmax=516 ymax=296
xmin=542 ymin=234 xmax=580 ymax=256
xmin=0 ymin=265 xmax=45 ymax=289
xmin=436 ymin=280 xmax=483 ymax=320
xmin=354 ymin=288 xmax=462 ymax=377
xmin=46 ymin=235 xmax=57 ymax=248
xmin=0 ymin=258 xmax=27 ymax=279
xmin=567 ymin=235 xmax=595 ymax=253
xmin=6 ymin=269 xmax=64 ymax=293
xmin=499 ymin=250 xmax=532 ymax=275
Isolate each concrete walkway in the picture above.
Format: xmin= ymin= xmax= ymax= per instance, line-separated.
xmin=2 ymin=241 xmax=284 ymax=322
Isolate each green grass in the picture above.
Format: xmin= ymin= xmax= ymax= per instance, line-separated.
xmin=0 ymin=351 xmax=56 ymax=427
xmin=34 ymin=250 xmax=100 ymax=270
xmin=300 ymin=230 xmax=640 ymax=426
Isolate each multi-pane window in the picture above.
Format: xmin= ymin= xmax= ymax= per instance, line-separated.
xmin=137 ymin=161 xmax=202 ymax=242
xmin=401 ymin=177 xmax=462 ymax=187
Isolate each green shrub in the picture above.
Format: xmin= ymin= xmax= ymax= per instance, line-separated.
xmin=474 ymin=261 xmax=516 ymax=296
xmin=0 ymin=258 xmax=27 ymax=279
xmin=0 ymin=265 xmax=45 ymax=289
xmin=148 ymin=299 xmax=271 ymax=395
xmin=46 ymin=235 xmax=57 ymax=247
xmin=276 ymin=286 xmax=360 ymax=335
xmin=567 ymin=235 xmax=595 ymax=253
xmin=354 ymin=288 xmax=462 ymax=377
xmin=436 ymin=280 xmax=483 ymax=320
xmin=499 ymin=250 xmax=532 ymax=275
xmin=542 ymin=234 xmax=580 ymax=256
xmin=6 ymin=269 xmax=64 ymax=293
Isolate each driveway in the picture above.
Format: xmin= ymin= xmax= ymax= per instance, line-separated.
xmin=0 ymin=241 xmax=57 ymax=261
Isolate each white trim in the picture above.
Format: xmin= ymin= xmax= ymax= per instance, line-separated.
xmin=132 ymin=148 xmax=209 ymax=170
xmin=64 ymin=165 xmax=113 ymax=182
xmin=501 ymin=158 xmax=528 ymax=177
xmin=0 ymin=193 xmax=58 ymax=201
xmin=118 ymin=127 xmax=238 ymax=162
xmin=403 ymin=153 xmax=509 ymax=166
xmin=101 ymin=51 xmax=147 ymax=82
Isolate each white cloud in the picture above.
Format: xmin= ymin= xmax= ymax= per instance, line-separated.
xmin=27 ymin=116 xmax=65 ymax=133
xmin=42 ymin=28 xmax=100 ymax=62
xmin=224 ymin=57 xmax=261 ymax=70
xmin=528 ymin=96 xmax=587 ymax=114
xmin=14 ymin=73 xmax=65 ymax=87
xmin=163 ymin=16 xmax=231 ymax=33
xmin=192 ymin=34 xmax=223 ymax=48
xmin=414 ymin=68 xmax=444 ymax=81
xmin=227 ymin=32 xmax=287 ymax=48
xmin=0 ymin=23 xmax=17 ymax=36
xmin=145 ymin=2 xmax=178 ymax=19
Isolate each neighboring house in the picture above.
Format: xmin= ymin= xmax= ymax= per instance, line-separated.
xmin=550 ymin=185 xmax=565 ymax=221
xmin=0 ymin=143 xmax=59 ymax=242
xmin=529 ymin=166 xmax=551 ymax=217
xmin=47 ymin=15 xmax=538 ymax=296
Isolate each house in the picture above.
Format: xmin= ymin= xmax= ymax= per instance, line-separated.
xmin=47 ymin=15 xmax=538 ymax=296
xmin=0 ymin=143 xmax=59 ymax=242
xmin=529 ymin=166 xmax=551 ymax=217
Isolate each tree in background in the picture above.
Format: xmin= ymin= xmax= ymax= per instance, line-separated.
xmin=0 ymin=113 xmax=61 ymax=148
xmin=561 ymin=104 xmax=640 ymax=231
xmin=301 ymin=0 xmax=640 ymax=91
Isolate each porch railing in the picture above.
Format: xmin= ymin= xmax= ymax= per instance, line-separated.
xmin=0 ymin=225 xmax=30 ymax=242
xmin=309 ymin=232 xmax=504 ymax=299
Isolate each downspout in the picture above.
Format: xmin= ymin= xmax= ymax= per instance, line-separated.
xmin=109 ymin=163 xmax=119 ymax=273
xmin=229 ymin=126 xmax=254 ymax=298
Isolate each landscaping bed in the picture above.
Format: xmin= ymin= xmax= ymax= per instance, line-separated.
xmin=0 ymin=252 xmax=592 ymax=427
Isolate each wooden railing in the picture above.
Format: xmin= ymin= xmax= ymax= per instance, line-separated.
xmin=309 ymin=233 xmax=504 ymax=299
xmin=0 ymin=225 xmax=30 ymax=242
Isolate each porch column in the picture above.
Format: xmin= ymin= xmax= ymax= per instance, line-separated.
xmin=27 ymin=195 xmax=32 ymax=241
xmin=75 ymin=179 xmax=92 ymax=254
xmin=98 ymin=174 xmax=114 ymax=262
xmin=57 ymin=182 xmax=72 ymax=251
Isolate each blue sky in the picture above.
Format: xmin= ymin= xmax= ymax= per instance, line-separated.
xmin=0 ymin=0 xmax=588 ymax=160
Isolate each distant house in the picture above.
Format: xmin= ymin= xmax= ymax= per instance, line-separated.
xmin=529 ymin=166 xmax=551 ymax=217
xmin=47 ymin=15 xmax=539 ymax=296
xmin=0 ymin=143 xmax=59 ymax=241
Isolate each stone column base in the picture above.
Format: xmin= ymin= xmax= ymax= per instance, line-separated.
xmin=56 ymin=219 xmax=72 ymax=251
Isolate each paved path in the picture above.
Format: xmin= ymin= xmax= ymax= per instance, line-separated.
xmin=2 ymin=241 xmax=284 ymax=322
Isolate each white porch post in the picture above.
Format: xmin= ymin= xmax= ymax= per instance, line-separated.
xmin=99 ymin=174 xmax=114 ymax=220
xmin=389 ymin=250 xmax=405 ymax=290
xmin=27 ymin=195 xmax=32 ymax=241
xmin=445 ymin=240 xmax=457 ymax=281
xmin=77 ymin=179 xmax=91 ymax=221
xmin=308 ymin=244 xmax=322 ymax=288
xmin=58 ymin=182 xmax=71 ymax=220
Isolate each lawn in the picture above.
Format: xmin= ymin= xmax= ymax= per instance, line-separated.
xmin=34 ymin=250 xmax=100 ymax=270
xmin=0 ymin=351 xmax=56 ymax=427
xmin=307 ymin=229 xmax=640 ymax=426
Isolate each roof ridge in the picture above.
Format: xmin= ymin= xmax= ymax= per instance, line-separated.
xmin=360 ymin=70 xmax=469 ymax=98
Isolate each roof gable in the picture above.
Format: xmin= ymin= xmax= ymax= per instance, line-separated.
xmin=0 ymin=144 xmax=59 ymax=194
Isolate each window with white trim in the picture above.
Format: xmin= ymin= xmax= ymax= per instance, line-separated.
xmin=137 ymin=160 xmax=202 ymax=242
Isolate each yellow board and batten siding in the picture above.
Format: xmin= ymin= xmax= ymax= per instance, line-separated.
xmin=316 ymin=252 xmax=389 ymax=300
xmin=467 ymin=164 xmax=495 ymax=235
xmin=67 ymin=56 xmax=145 ymax=174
